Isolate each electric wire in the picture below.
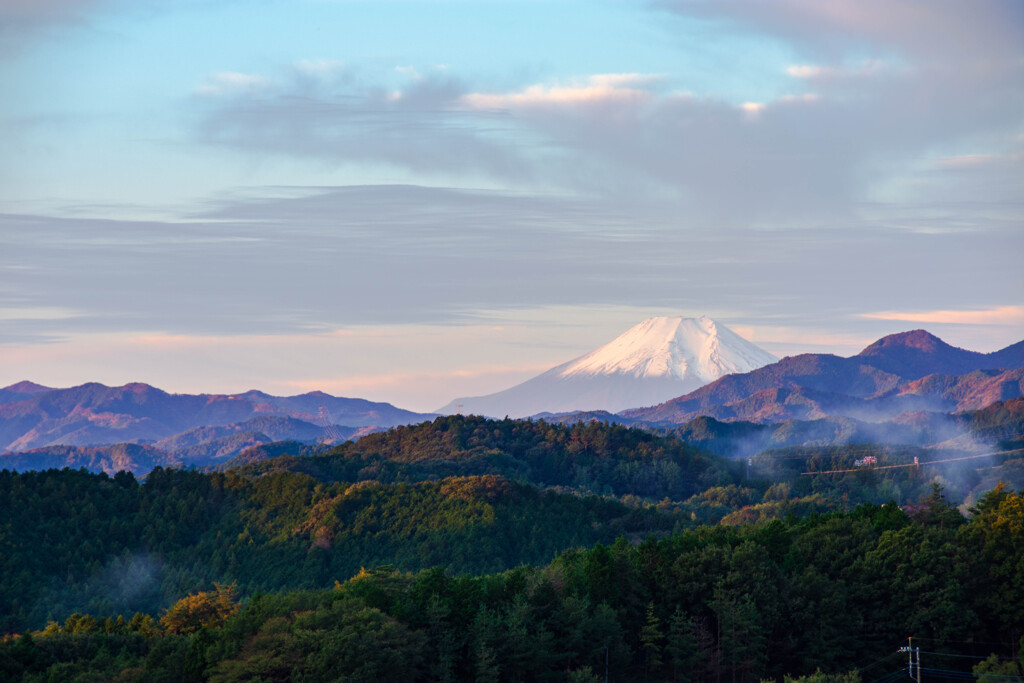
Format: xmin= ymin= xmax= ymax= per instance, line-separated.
xmin=912 ymin=636 xmax=1018 ymax=647
xmin=857 ymin=650 xmax=908 ymax=673
xmin=800 ymin=449 xmax=1022 ymax=476
xmin=921 ymin=650 xmax=1011 ymax=660
xmin=867 ymin=639 xmax=1023 ymax=683
xmin=868 ymin=669 xmax=909 ymax=683
xmin=918 ymin=667 xmax=1024 ymax=681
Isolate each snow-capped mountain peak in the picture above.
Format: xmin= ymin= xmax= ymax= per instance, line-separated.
xmin=556 ymin=315 xmax=771 ymax=382
xmin=438 ymin=316 xmax=777 ymax=417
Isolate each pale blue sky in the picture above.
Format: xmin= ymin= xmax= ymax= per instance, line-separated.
xmin=3 ymin=1 xmax=800 ymax=208
xmin=2 ymin=0 xmax=1022 ymax=410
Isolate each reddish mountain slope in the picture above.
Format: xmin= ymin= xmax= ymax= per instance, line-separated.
xmin=624 ymin=331 xmax=1024 ymax=424
xmin=856 ymin=330 xmax=1019 ymax=378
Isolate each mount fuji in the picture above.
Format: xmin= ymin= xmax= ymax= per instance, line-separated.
xmin=438 ymin=316 xmax=777 ymax=418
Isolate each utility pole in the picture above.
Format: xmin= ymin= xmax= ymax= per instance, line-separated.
xmin=899 ymin=637 xmax=921 ymax=683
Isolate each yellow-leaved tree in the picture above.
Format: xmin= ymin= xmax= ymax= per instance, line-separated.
xmin=160 ymin=583 xmax=240 ymax=635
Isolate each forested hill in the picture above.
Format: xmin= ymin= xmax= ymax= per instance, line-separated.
xmin=0 ymin=467 xmax=681 ymax=634
xmin=239 ymin=414 xmax=736 ymax=501
xmin=4 ymin=415 xmax=1024 ymax=680
xmin=2 ymin=484 xmax=1023 ymax=682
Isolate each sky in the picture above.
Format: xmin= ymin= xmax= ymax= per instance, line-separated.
xmin=1 ymin=0 xmax=1022 ymax=412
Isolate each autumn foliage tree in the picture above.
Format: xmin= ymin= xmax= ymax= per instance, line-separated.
xmin=160 ymin=583 xmax=239 ymax=636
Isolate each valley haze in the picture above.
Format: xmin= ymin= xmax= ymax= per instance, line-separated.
xmin=4 ymin=323 xmax=1022 ymax=478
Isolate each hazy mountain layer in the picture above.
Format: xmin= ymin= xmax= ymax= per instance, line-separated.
xmin=0 ymin=382 xmax=434 ymax=453
xmin=0 ymin=443 xmax=181 ymax=477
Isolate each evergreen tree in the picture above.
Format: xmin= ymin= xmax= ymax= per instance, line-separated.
xmin=471 ymin=605 xmax=501 ymax=683
xmin=640 ymin=601 xmax=664 ymax=679
xmin=666 ymin=606 xmax=699 ymax=683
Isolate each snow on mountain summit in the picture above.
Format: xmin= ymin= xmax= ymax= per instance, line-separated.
xmin=438 ymin=316 xmax=777 ymax=418
xmin=558 ymin=316 xmax=776 ymax=382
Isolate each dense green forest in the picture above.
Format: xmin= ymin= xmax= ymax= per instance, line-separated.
xmin=238 ymin=415 xmax=737 ymax=500
xmin=3 ymin=415 xmax=1024 ymax=681
xmin=2 ymin=484 xmax=1023 ymax=682
xmin=228 ymin=414 xmax=1024 ymax=511
xmin=0 ymin=466 xmax=679 ymax=633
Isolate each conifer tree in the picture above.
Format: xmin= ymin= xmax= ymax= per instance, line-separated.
xmin=666 ymin=606 xmax=699 ymax=683
xmin=640 ymin=600 xmax=664 ymax=679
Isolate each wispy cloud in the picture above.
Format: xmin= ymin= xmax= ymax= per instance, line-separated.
xmin=669 ymin=0 xmax=1024 ymax=64
xmin=0 ymin=306 xmax=80 ymax=321
xmin=196 ymin=71 xmax=271 ymax=96
xmin=462 ymin=73 xmax=659 ymax=109
xmin=4 ymin=183 xmax=1022 ymax=404
xmin=188 ymin=11 xmax=1023 ymax=227
xmin=283 ymin=363 xmax=554 ymax=407
xmin=728 ymin=325 xmax=877 ymax=354
xmin=193 ymin=66 xmax=528 ymax=180
xmin=861 ymin=305 xmax=1024 ymax=326
xmin=0 ymin=0 xmax=108 ymax=55
xmin=294 ymin=59 xmax=343 ymax=75
xmin=786 ymin=65 xmax=826 ymax=79
xmin=785 ymin=60 xmax=888 ymax=80
xmin=6 ymin=184 xmax=1019 ymax=352
xmin=933 ymin=154 xmax=1001 ymax=169
xmin=394 ymin=65 xmax=421 ymax=80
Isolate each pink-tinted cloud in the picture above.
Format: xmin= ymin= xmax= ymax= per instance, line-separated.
xmin=861 ymin=305 xmax=1024 ymax=326
xmin=0 ymin=306 xmax=79 ymax=321
xmin=728 ymin=325 xmax=876 ymax=355
xmin=786 ymin=60 xmax=887 ymax=80
xmin=668 ymin=0 xmax=1024 ymax=64
xmin=283 ymin=363 xmax=553 ymax=403
xmin=461 ymin=73 xmax=658 ymax=110
xmin=934 ymin=154 xmax=1006 ymax=169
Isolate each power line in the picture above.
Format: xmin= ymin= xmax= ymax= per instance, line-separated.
xmin=800 ymin=449 xmax=1023 ymax=476
xmin=912 ymin=637 xmax=1017 ymax=647
xmin=757 ymin=447 xmax=911 ymax=462
xmin=920 ymin=650 xmax=1010 ymax=660
xmin=918 ymin=667 xmax=1024 ymax=681
xmin=869 ymin=669 xmax=910 ymax=683
xmin=858 ymin=650 xmax=906 ymax=673
xmin=874 ymin=638 xmax=1024 ymax=683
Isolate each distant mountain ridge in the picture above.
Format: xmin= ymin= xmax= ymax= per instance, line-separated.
xmin=440 ymin=316 xmax=777 ymax=417
xmin=623 ymin=330 xmax=1024 ymax=424
xmin=0 ymin=443 xmax=181 ymax=476
xmin=0 ymin=382 xmax=436 ymax=457
xmin=5 ymin=328 xmax=1023 ymax=475
xmin=857 ymin=330 xmax=1024 ymax=377
xmin=0 ymin=380 xmax=52 ymax=405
